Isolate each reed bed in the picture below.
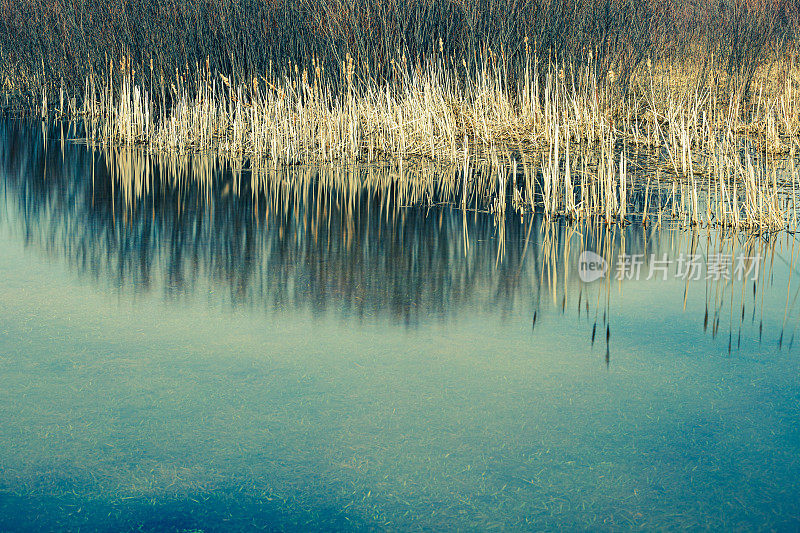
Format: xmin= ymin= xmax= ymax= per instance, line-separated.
xmin=71 ymin=49 xmax=800 ymax=232
xmin=2 ymin=0 xmax=800 ymax=231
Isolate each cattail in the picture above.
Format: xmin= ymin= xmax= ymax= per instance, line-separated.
xmin=345 ymin=53 xmax=353 ymax=88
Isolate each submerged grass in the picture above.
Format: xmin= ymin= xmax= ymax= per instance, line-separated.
xmin=4 ymin=120 xmax=800 ymax=530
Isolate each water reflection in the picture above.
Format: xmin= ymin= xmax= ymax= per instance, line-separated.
xmin=3 ymin=121 xmax=800 ymax=531
xmin=0 ymin=119 xmax=797 ymax=350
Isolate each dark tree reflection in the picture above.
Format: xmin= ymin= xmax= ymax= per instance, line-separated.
xmin=0 ymin=120 xmax=788 ymax=341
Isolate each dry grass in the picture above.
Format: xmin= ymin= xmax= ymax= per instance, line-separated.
xmin=1 ymin=0 xmax=799 ymax=231
xmin=67 ymin=47 xmax=800 ymax=231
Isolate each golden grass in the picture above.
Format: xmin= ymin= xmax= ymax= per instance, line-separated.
xmin=63 ymin=48 xmax=799 ymax=232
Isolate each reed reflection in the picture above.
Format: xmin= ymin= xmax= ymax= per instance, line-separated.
xmin=0 ymin=120 xmax=797 ymax=355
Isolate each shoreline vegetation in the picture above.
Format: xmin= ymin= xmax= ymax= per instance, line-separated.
xmin=1 ymin=0 xmax=800 ymax=230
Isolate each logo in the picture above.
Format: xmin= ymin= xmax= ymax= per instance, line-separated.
xmin=578 ymin=251 xmax=608 ymax=282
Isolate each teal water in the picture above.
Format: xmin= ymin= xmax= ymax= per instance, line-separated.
xmin=1 ymin=121 xmax=799 ymax=531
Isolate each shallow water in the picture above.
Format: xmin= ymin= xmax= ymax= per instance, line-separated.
xmin=1 ymin=120 xmax=799 ymax=531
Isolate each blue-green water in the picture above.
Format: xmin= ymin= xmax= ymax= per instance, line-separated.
xmin=1 ymin=121 xmax=799 ymax=531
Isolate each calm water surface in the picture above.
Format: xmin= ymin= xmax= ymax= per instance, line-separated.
xmin=1 ymin=121 xmax=799 ymax=531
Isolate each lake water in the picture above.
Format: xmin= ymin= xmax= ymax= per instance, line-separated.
xmin=1 ymin=120 xmax=799 ymax=531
